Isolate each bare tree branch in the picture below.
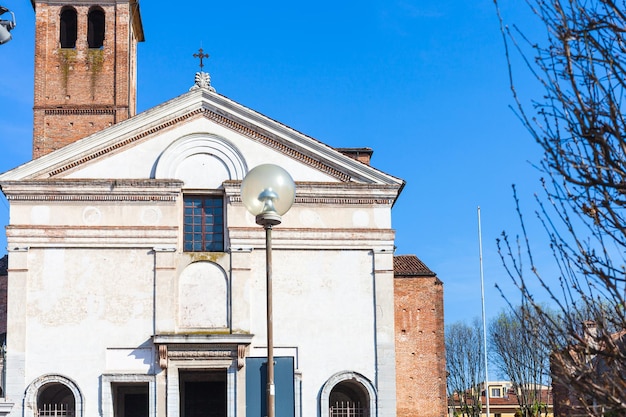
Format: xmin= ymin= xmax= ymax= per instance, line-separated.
xmin=446 ymin=320 xmax=486 ymax=417
xmin=493 ymin=0 xmax=626 ymax=414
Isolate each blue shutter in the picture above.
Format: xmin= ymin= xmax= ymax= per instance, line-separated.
xmin=246 ymin=357 xmax=295 ymax=417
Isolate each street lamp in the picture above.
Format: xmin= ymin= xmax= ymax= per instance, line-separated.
xmin=0 ymin=6 xmax=15 ymax=45
xmin=241 ymin=164 xmax=296 ymax=417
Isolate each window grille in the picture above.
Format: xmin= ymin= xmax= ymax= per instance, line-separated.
xmin=183 ymin=195 xmax=224 ymax=252
xmin=330 ymin=401 xmax=365 ymax=417
xmin=38 ymin=403 xmax=74 ymax=417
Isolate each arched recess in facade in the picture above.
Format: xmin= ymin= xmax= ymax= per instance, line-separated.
xmin=23 ymin=374 xmax=84 ymax=417
xmin=152 ymin=133 xmax=247 ymax=188
xmin=319 ymin=371 xmax=377 ymax=417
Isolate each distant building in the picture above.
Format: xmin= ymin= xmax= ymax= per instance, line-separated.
xmin=449 ymin=381 xmax=554 ymax=417
xmin=0 ymin=1 xmax=446 ymax=416
xmin=551 ymin=322 xmax=626 ymax=417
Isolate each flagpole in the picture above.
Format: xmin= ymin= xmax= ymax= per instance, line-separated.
xmin=478 ymin=206 xmax=490 ymax=417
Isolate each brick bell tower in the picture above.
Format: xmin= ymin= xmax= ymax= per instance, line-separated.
xmin=31 ymin=0 xmax=144 ymax=158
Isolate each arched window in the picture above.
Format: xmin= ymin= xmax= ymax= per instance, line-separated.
xmin=59 ymin=7 xmax=77 ymax=48
xmin=320 ymin=372 xmax=376 ymax=417
xmin=87 ymin=7 xmax=105 ymax=48
xmin=38 ymin=382 xmax=76 ymax=416
xmin=24 ymin=374 xmax=84 ymax=417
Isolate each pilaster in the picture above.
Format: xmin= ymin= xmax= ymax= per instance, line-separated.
xmin=4 ymin=248 xmax=28 ymax=413
xmin=373 ymin=248 xmax=397 ymax=417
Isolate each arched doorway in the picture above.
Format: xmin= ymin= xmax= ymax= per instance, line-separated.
xmin=329 ymin=380 xmax=369 ymax=417
xmin=320 ymin=372 xmax=376 ymax=417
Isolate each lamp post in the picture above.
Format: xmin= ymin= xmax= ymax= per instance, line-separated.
xmin=241 ymin=164 xmax=296 ymax=417
xmin=0 ymin=6 xmax=15 ymax=45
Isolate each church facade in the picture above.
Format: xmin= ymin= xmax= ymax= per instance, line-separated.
xmin=0 ymin=1 xmax=446 ymax=417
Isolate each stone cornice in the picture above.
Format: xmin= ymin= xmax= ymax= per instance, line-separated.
xmin=0 ymin=179 xmax=184 ymax=188
xmin=6 ymin=225 xmax=178 ymax=248
xmin=0 ymin=179 xmax=183 ymax=202
xmin=1 ymin=179 xmax=400 ymax=205
xmin=224 ymin=181 xmax=401 ymax=206
xmin=153 ymin=334 xmax=253 ymax=345
xmin=31 ymin=0 xmax=140 ymax=8
xmin=228 ymin=227 xmax=396 ymax=250
xmin=6 ymin=194 xmax=177 ymax=202
xmin=0 ymin=401 xmax=14 ymax=416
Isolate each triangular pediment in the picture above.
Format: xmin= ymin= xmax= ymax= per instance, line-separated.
xmin=0 ymin=88 xmax=403 ymax=192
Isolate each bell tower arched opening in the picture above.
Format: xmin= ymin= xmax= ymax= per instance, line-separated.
xmin=59 ymin=7 xmax=77 ymax=48
xmin=87 ymin=7 xmax=105 ymax=48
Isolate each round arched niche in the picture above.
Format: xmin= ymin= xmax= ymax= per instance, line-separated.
xmin=24 ymin=374 xmax=83 ymax=417
xmin=153 ymin=133 xmax=247 ymax=188
xmin=320 ymin=371 xmax=376 ymax=417
xmin=178 ymin=261 xmax=228 ymax=329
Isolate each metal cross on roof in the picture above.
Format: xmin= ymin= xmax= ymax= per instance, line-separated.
xmin=193 ymin=48 xmax=210 ymax=71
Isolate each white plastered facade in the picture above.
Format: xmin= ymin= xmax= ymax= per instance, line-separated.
xmin=0 ymin=87 xmax=404 ymax=417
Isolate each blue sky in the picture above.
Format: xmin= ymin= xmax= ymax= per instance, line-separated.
xmin=0 ymin=0 xmax=554 ymax=326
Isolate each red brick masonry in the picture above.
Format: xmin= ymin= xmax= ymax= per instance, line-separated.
xmin=394 ymin=255 xmax=447 ymax=417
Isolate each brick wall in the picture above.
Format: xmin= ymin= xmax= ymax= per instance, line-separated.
xmin=394 ymin=255 xmax=447 ymax=417
xmin=32 ymin=1 xmax=141 ymax=158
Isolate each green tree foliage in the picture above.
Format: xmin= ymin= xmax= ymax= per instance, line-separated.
xmin=493 ymin=0 xmax=626 ymax=414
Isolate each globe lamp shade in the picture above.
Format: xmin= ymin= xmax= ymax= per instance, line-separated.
xmin=241 ymin=164 xmax=296 ymax=225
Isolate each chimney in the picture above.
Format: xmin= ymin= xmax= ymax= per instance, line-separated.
xmin=336 ymin=147 xmax=373 ymax=165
